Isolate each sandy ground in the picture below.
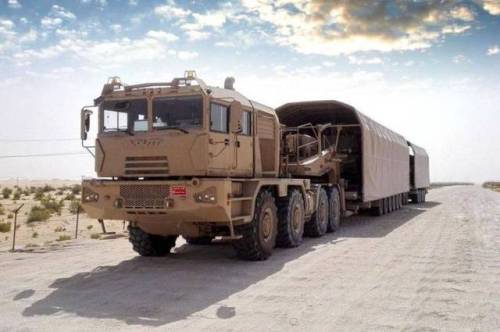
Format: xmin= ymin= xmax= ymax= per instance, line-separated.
xmin=0 ymin=185 xmax=499 ymax=331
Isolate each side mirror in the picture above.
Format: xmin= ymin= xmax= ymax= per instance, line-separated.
xmin=80 ymin=108 xmax=93 ymax=140
xmin=229 ymin=101 xmax=242 ymax=134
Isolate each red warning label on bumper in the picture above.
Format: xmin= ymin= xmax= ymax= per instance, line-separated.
xmin=170 ymin=185 xmax=187 ymax=197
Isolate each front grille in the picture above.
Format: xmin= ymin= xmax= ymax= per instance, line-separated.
xmin=125 ymin=156 xmax=169 ymax=175
xmin=120 ymin=184 xmax=169 ymax=209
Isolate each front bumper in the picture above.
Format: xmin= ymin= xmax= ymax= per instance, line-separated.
xmin=82 ymin=178 xmax=233 ymax=224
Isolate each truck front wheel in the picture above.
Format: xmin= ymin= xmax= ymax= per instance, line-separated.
xmin=233 ymin=190 xmax=278 ymax=260
xmin=128 ymin=225 xmax=178 ymax=257
xmin=305 ymin=188 xmax=328 ymax=237
xmin=277 ymin=189 xmax=305 ymax=248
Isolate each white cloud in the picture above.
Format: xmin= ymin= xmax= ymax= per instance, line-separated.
xmin=177 ymin=50 xmax=198 ymax=60
xmin=145 ymin=30 xmax=178 ymax=42
xmin=110 ymin=24 xmax=122 ymax=33
xmin=154 ymin=1 xmax=191 ymax=19
xmin=11 ymin=32 xmax=182 ymax=68
xmin=51 ymin=5 xmax=76 ymax=20
xmin=476 ymin=0 xmax=500 ymax=15
xmin=8 ymin=0 xmax=21 ymax=9
xmin=452 ymin=54 xmax=469 ymax=64
xmin=186 ymin=30 xmax=210 ymax=41
xmin=348 ymin=56 xmax=383 ymax=65
xmin=442 ymin=25 xmax=471 ymax=34
xmin=487 ymin=45 xmax=499 ymax=55
xmin=19 ymin=29 xmax=37 ymax=43
xmin=240 ymin=0 xmax=479 ymax=55
xmin=41 ymin=17 xmax=63 ymax=29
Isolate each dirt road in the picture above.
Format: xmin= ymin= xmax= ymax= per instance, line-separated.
xmin=1 ymin=185 xmax=499 ymax=331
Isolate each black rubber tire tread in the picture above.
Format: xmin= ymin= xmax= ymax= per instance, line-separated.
xmin=276 ymin=189 xmax=305 ymax=248
xmin=304 ymin=188 xmax=329 ymax=237
xmin=327 ymin=187 xmax=341 ymax=232
xmin=185 ymin=236 xmax=214 ymax=245
xmin=128 ymin=225 xmax=177 ymax=257
xmin=232 ymin=190 xmax=278 ymax=261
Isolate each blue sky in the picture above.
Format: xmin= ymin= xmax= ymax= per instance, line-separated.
xmin=0 ymin=0 xmax=499 ymax=182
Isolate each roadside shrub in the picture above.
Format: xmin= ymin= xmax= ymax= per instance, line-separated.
xmin=41 ymin=185 xmax=55 ymax=193
xmin=7 ymin=213 xmax=13 ymax=219
xmin=56 ymin=235 xmax=71 ymax=242
xmin=27 ymin=206 xmax=51 ymax=223
xmin=64 ymin=193 xmax=76 ymax=201
xmin=87 ymin=225 xmax=93 ymax=230
xmin=2 ymin=187 xmax=12 ymax=199
xmin=70 ymin=184 xmax=81 ymax=195
xmin=54 ymin=226 xmax=66 ymax=232
xmin=0 ymin=203 xmax=4 ymax=215
xmin=40 ymin=195 xmax=64 ymax=215
xmin=13 ymin=191 xmax=21 ymax=200
xmin=0 ymin=222 xmax=11 ymax=233
xmin=90 ymin=233 xmax=100 ymax=239
xmin=32 ymin=232 xmax=38 ymax=238
xmin=56 ymin=190 xmax=64 ymax=196
xmin=34 ymin=190 xmax=45 ymax=201
xmin=69 ymin=200 xmax=82 ymax=214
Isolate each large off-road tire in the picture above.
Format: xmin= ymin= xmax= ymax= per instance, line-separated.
xmin=304 ymin=188 xmax=328 ymax=237
xmin=276 ymin=189 xmax=305 ymax=248
xmin=128 ymin=225 xmax=178 ymax=257
xmin=233 ymin=190 xmax=278 ymax=261
xmin=184 ymin=236 xmax=214 ymax=245
xmin=327 ymin=187 xmax=341 ymax=232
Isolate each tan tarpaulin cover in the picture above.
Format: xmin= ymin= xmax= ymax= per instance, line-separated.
xmin=409 ymin=142 xmax=430 ymax=189
xmin=276 ymin=101 xmax=410 ymax=202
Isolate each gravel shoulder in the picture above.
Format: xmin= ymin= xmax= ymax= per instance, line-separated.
xmin=0 ymin=185 xmax=499 ymax=331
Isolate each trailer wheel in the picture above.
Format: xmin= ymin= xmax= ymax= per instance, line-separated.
xmin=128 ymin=225 xmax=178 ymax=257
xmin=277 ymin=189 xmax=305 ymax=248
xmin=370 ymin=199 xmax=384 ymax=216
xmin=184 ymin=236 xmax=214 ymax=245
xmin=233 ymin=190 xmax=278 ymax=260
xmin=382 ymin=198 xmax=388 ymax=214
xmin=327 ymin=187 xmax=341 ymax=232
xmin=305 ymin=188 xmax=328 ymax=237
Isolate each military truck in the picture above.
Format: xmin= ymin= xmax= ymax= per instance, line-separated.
xmin=81 ymin=71 xmax=430 ymax=260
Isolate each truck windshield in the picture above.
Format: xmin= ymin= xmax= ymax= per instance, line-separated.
xmin=153 ymin=95 xmax=203 ymax=130
xmin=102 ymin=99 xmax=148 ymax=133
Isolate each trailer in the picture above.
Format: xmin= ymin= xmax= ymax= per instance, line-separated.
xmin=276 ymin=100 xmax=413 ymax=216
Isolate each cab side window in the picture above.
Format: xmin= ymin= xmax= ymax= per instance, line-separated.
xmin=241 ymin=111 xmax=251 ymax=135
xmin=210 ymin=103 xmax=228 ymax=133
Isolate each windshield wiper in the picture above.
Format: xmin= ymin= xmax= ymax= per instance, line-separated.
xmin=155 ymin=126 xmax=189 ymax=134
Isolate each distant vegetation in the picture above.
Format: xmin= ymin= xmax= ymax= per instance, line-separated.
xmin=2 ymin=187 xmax=13 ymax=199
xmin=430 ymin=182 xmax=474 ymax=189
xmin=483 ymin=182 xmax=500 ymax=192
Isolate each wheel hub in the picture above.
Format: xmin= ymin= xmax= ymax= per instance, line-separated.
xmin=262 ymin=208 xmax=273 ymax=240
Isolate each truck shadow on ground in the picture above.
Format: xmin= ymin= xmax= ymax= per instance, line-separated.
xmin=22 ymin=201 xmax=439 ymax=327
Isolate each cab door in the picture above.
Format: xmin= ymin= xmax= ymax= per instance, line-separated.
xmin=207 ymin=102 xmax=232 ymax=176
xmin=232 ymin=108 xmax=253 ymax=177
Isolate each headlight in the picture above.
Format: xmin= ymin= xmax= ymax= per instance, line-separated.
xmin=82 ymin=187 xmax=99 ymax=202
xmin=194 ymin=187 xmax=217 ymax=203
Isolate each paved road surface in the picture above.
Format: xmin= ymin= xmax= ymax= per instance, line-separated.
xmin=1 ymin=186 xmax=499 ymax=331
